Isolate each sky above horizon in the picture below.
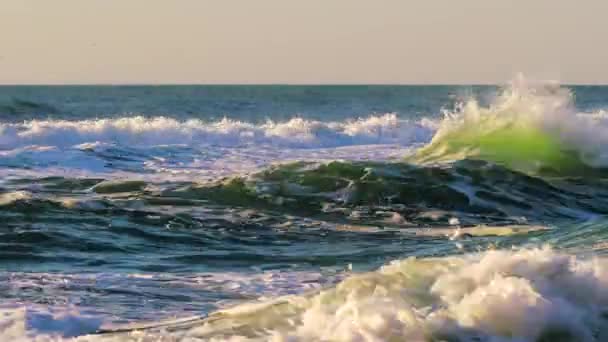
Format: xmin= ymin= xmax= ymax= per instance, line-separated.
xmin=2 ymin=0 xmax=608 ymax=85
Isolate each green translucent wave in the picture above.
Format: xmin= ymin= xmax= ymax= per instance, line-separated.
xmin=410 ymin=123 xmax=589 ymax=175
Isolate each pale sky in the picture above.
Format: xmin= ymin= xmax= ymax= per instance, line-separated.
xmin=1 ymin=0 xmax=607 ymax=84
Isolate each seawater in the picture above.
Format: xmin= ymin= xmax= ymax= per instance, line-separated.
xmin=3 ymin=80 xmax=608 ymax=341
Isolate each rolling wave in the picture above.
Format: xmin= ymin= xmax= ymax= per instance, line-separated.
xmin=166 ymin=159 xmax=608 ymax=226
xmin=0 ymin=98 xmax=59 ymax=118
xmin=5 ymin=157 xmax=608 ymax=287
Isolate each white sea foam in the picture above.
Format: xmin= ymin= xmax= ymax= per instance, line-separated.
xmin=0 ymin=114 xmax=435 ymax=180
xmin=0 ymin=114 xmax=436 ymax=149
xmin=0 ymin=191 xmax=32 ymax=205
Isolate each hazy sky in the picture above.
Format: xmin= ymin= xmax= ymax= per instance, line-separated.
xmin=2 ymin=0 xmax=607 ymax=84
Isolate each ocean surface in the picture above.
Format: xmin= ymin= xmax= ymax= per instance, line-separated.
xmin=3 ymin=79 xmax=608 ymax=341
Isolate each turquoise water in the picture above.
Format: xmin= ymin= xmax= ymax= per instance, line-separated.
xmin=3 ymin=82 xmax=608 ymax=341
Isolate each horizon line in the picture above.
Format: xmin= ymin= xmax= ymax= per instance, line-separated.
xmin=1 ymin=82 xmax=608 ymax=87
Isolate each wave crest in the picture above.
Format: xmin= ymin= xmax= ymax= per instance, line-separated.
xmin=0 ymin=114 xmax=436 ymax=149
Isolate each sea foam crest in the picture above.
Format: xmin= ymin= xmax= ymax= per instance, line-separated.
xmin=0 ymin=114 xmax=437 ymax=149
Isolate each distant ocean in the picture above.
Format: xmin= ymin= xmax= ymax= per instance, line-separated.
xmin=3 ymin=80 xmax=608 ymax=341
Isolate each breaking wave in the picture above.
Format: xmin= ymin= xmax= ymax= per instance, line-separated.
xmin=410 ymin=77 xmax=608 ymax=174
xmin=0 ymin=114 xmax=436 ymax=149
xmin=176 ymin=247 xmax=608 ymax=342
xmin=6 ymin=248 xmax=607 ymax=341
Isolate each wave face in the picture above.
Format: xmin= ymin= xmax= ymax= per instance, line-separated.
xmin=3 ymin=82 xmax=608 ymax=341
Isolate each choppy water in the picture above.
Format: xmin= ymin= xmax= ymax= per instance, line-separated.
xmin=3 ymin=79 xmax=608 ymax=341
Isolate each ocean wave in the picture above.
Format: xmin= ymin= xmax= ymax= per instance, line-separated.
xmin=410 ymin=76 xmax=608 ymax=174
xmin=6 ymin=247 xmax=604 ymax=341
xmin=0 ymin=98 xmax=59 ymax=118
xmin=0 ymin=114 xmax=437 ymax=149
xmin=171 ymin=160 xmax=608 ymax=224
xmin=182 ymin=247 xmax=607 ymax=342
